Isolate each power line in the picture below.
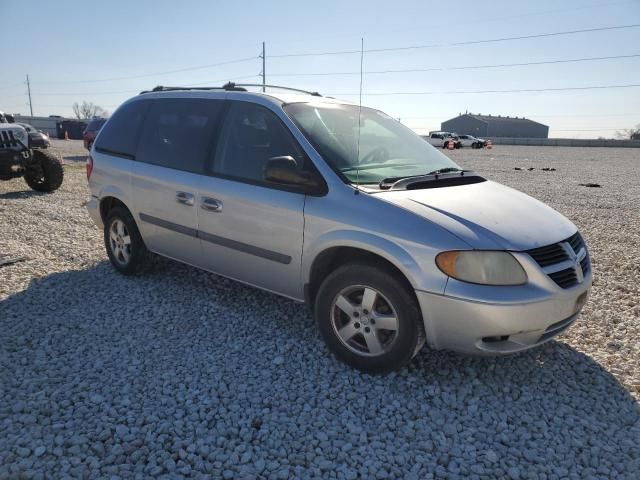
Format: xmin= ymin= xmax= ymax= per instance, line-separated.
xmin=269 ymin=53 xmax=640 ymax=77
xmin=33 ymin=56 xmax=258 ymax=85
xmin=328 ymin=83 xmax=640 ymax=96
xmin=553 ymin=128 xmax=630 ymax=131
xmin=30 ymin=74 xmax=259 ymax=96
xmin=186 ymin=74 xmax=259 ymax=87
xmin=269 ymin=24 xmax=640 ymax=58
xmin=402 ymin=113 xmax=640 ymax=119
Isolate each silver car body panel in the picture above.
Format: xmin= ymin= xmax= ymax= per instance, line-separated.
xmin=197 ymin=175 xmax=305 ymax=300
xmin=87 ymin=89 xmax=592 ymax=355
xmin=375 ymin=180 xmax=577 ymax=250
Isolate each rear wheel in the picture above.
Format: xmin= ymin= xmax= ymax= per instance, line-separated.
xmin=24 ymin=149 xmax=63 ymax=192
xmin=104 ymin=206 xmax=153 ymax=275
xmin=315 ymin=263 xmax=425 ymax=372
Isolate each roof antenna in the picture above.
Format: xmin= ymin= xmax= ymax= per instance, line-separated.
xmin=355 ymin=37 xmax=364 ymax=194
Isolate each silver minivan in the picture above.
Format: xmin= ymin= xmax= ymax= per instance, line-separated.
xmin=86 ymin=84 xmax=592 ymax=371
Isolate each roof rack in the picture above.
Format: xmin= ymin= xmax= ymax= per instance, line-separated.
xmin=140 ymin=82 xmax=321 ymax=96
xmin=232 ymin=83 xmax=322 ymax=97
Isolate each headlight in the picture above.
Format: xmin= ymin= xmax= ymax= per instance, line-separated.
xmin=436 ymin=251 xmax=527 ymax=286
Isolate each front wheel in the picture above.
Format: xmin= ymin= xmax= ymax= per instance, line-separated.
xmin=104 ymin=206 xmax=153 ymax=275
xmin=315 ymin=263 xmax=425 ymax=372
xmin=24 ymin=149 xmax=63 ymax=192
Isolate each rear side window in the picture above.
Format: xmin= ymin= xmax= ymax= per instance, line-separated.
xmin=137 ymin=98 xmax=224 ymax=173
xmin=95 ymin=101 xmax=148 ymax=158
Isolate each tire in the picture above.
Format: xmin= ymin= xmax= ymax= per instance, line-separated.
xmin=104 ymin=206 xmax=153 ymax=275
xmin=314 ymin=262 xmax=425 ymax=373
xmin=442 ymin=142 xmax=448 ymax=149
xmin=24 ymin=149 xmax=64 ymax=192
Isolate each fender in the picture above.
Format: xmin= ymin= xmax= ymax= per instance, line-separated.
xmin=98 ymin=184 xmax=131 ymax=212
xmin=302 ymin=229 xmax=449 ymax=295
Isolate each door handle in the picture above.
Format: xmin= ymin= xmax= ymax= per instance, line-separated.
xmin=201 ymin=197 xmax=223 ymax=212
xmin=176 ymin=191 xmax=195 ymax=206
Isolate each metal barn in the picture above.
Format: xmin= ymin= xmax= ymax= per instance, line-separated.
xmin=441 ymin=113 xmax=549 ymax=138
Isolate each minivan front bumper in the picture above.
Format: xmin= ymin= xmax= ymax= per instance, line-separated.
xmin=416 ymin=275 xmax=591 ymax=355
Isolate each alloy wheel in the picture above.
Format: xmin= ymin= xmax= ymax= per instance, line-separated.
xmin=109 ymin=219 xmax=132 ymax=265
xmin=330 ymin=285 xmax=400 ymax=357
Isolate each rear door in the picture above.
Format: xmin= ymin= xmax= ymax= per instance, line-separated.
xmin=131 ymin=97 xmax=225 ymax=266
xmin=196 ymin=100 xmax=308 ymax=300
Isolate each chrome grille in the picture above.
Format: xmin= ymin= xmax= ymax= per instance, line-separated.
xmin=526 ymin=243 xmax=568 ymax=267
xmin=580 ymin=256 xmax=590 ymax=275
xmin=526 ymin=232 xmax=589 ymax=289
xmin=548 ymin=267 xmax=578 ymax=289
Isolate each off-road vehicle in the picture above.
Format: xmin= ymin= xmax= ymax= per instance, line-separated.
xmin=0 ymin=112 xmax=63 ymax=192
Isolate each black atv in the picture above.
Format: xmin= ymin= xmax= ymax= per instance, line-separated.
xmin=0 ymin=118 xmax=63 ymax=192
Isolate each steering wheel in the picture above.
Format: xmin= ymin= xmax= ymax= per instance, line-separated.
xmin=360 ymin=146 xmax=390 ymax=164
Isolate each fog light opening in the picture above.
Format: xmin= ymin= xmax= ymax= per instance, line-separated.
xmin=482 ymin=335 xmax=510 ymax=343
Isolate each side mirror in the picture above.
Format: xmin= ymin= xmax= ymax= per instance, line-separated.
xmin=264 ymin=156 xmax=324 ymax=194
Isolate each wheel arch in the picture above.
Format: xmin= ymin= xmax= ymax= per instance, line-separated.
xmin=99 ymin=194 xmax=133 ymax=223
xmin=303 ymin=232 xmax=426 ymax=309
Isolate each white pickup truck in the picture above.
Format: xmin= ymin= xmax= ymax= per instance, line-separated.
xmin=426 ymin=131 xmax=461 ymax=149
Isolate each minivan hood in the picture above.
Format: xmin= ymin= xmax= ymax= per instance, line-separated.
xmin=377 ymin=180 xmax=576 ymax=250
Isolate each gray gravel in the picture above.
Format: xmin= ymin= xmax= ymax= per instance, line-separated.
xmin=1 ymin=145 xmax=639 ymax=479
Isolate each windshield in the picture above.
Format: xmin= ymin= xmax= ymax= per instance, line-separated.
xmin=283 ymin=103 xmax=460 ymax=184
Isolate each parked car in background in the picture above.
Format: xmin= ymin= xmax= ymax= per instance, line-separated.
xmin=17 ymin=123 xmax=51 ymax=149
xmin=427 ymin=131 xmax=461 ymax=149
xmin=457 ymin=134 xmax=487 ymax=149
xmin=83 ymin=118 xmax=107 ymax=150
xmin=86 ymin=84 xmax=592 ymax=372
xmin=0 ymin=112 xmax=15 ymax=123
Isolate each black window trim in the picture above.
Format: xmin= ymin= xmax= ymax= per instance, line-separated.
xmin=94 ymin=146 xmax=136 ymax=160
xmin=204 ymin=99 xmax=328 ymax=197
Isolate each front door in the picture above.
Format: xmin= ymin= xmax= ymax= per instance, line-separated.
xmin=197 ymin=101 xmax=307 ymax=300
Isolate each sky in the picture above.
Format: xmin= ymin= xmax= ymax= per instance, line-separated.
xmin=1 ymin=0 xmax=639 ymax=138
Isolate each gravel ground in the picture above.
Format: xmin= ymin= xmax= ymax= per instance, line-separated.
xmin=48 ymin=139 xmax=88 ymax=163
xmin=1 ymin=145 xmax=639 ymax=479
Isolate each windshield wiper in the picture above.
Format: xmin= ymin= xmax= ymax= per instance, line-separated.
xmin=379 ymin=169 xmax=466 ymax=189
xmin=381 ymin=169 xmax=482 ymax=190
xmin=379 ymin=174 xmax=424 ymax=188
xmin=427 ymin=167 xmax=463 ymax=175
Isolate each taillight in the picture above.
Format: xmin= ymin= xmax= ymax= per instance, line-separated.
xmin=86 ymin=154 xmax=94 ymax=181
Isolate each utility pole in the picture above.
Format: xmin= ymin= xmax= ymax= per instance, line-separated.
xmin=261 ymin=41 xmax=266 ymax=92
xmin=26 ymin=74 xmax=33 ymax=117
